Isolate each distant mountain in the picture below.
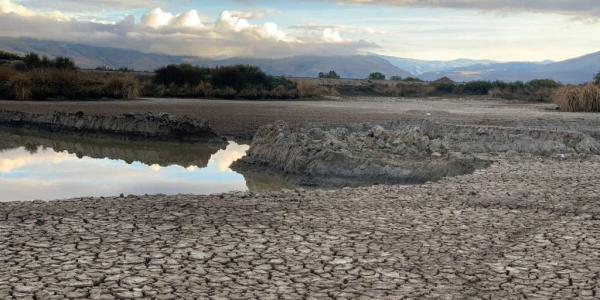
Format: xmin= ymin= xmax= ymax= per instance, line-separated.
xmin=420 ymin=52 xmax=600 ymax=84
xmin=420 ymin=62 xmax=545 ymax=82
xmin=0 ymin=37 xmax=189 ymax=71
xmin=524 ymin=51 xmax=600 ymax=84
xmin=199 ymin=56 xmax=412 ymax=79
xmin=2 ymin=37 xmax=597 ymax=83
xmin=0 ymin=37 xmax=411 ymax=79
xmin=378 ymin=55 xmax=496 ymax=75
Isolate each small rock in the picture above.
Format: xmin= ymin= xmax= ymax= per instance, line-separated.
xmin=189 ymin=250 xmax=211 ymax=260
xmin=121 ymin=276 xmax=150 ymax=286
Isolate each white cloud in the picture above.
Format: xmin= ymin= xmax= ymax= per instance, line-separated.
xmin=140 ymin=8 xmax=173 ymax=28
xmin=171 ymin=9 xmax=202 ymax=29
xmin=0 ymin=0 xmax=69 ymax=20
xmin=322 ymin=28 xmax=344 ymax=43
xmin=0 ymin=1 xmax=373 ymax=58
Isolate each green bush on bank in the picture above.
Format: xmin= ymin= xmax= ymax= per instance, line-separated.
xmin=0 ymin=50 xmax=22 ymax=61
xmin=149 ymin=64 xmax=299 ymax=100
xmin=318 ymin=70 xmax=340 ymax=79
xmin=368 ymin=72 xmax=386 ymax=80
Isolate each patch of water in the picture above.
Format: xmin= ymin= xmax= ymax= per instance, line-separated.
xmin=0 ymin=129 xmax=293 ymax=202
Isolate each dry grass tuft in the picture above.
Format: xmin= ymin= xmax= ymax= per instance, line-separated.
xmin=9 ymin=73 xmax=32 ymax=100
xmin=553 ymin=84 xmax=600 ymax=112
xmin=296 ymin=79 xmax=339 ymax=98
xmin=103 ymin=74 xmax=140 ymax=99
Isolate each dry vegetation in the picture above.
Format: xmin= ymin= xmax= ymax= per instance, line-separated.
xmin=553 ymin=83 xmax=600 ymax=112
xmin=310 ymin=79 xmax=560 ymax=101
xmin=296 ymin=79 xmax=339 ymax=98
xmin=0 ymin=67 xmax=140 ymax=100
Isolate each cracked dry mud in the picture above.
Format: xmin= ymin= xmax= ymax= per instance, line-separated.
xmin=1 ymin=157 xmax=600 ymax=299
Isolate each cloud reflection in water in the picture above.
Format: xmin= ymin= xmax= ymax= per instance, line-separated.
xmin=0 ymin=141 xmax=252 ymax=202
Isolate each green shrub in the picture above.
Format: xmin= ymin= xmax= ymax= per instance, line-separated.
xmin=154 ymin=64 xmax=210 ymax=86
xmin=318 ymin=70 xmax=340 ymax=79
xmin=527 ymin=79 xmax=560 ymax=89
xmin=22 ymin=53 xmax=76 ymax=70
xmin=211 ymin=65 xmax=272 ymax=91
xmin=390 ymin=76 xmax=403 ymax=81
xmin=0 ymin=50 xmax=22 ymax=60
xmin=403 ymin=77 xmax=423 ymax=82
xmin=368 ymin=72 xmax=386 ymax=80
xmin=433 ymin=82 xmax=455 ymax=94
xmin=594 ymin=72 xmax=600 ymax=85
xmin=150 ymin=64 xmax=297 ymax=99
xmin=461 ymin=81 xmax=493 ymax=95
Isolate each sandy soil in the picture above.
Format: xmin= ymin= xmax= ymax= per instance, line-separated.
xmin=2 ymin=97 xmax=600 ymax=139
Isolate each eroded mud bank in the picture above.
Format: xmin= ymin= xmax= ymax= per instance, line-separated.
xmin=0 ymin=110 xmax=223 ymax=142
xmin=233 ymin=120 xmax=600 ymax=186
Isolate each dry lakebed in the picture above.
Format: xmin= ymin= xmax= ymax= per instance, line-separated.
xmin=1 ymin=97 xmax=600 ymax=299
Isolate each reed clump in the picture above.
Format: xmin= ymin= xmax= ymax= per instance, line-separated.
xmin=296 ymin=79 xmax=339 ymax=98
xmin=0 ymin=68 xmax=140 ymax=100
xmin=553 ymin=84 xmax=600 ymax=112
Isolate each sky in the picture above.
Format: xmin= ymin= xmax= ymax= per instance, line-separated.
xmin=0 ymin=0 xmax=599 ymax=61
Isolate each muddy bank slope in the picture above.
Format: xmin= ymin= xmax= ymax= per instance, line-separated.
xmin=234 ymin=120 xmax=600 ymax=186
xmin=0 ymin=110 xmax=222 ymax=142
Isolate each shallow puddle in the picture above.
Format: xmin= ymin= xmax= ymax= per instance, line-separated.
xmin=0 ymin=129 xmax=293 ymax=202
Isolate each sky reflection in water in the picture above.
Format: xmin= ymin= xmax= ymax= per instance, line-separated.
xmin=0 ymin=136 xmax=277 ymax=202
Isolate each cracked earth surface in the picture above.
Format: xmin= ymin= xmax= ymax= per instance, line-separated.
xmin=1 ymin=157 xmax=600 ymax=299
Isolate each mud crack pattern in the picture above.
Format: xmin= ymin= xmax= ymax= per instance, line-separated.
xmin=1 ymin=157 xmax=600 ymax=299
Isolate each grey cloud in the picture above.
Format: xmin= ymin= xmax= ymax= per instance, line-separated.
xmin=335 ymin=0 xmax=600 ymax=17
xmin=24 ymin=0 xmax=163 ymax=10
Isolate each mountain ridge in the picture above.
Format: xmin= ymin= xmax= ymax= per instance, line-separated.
xmin=0 ymin=37 xmax=598 ymax=83
xmin=0 ymin=37 xmax=411 ymax=79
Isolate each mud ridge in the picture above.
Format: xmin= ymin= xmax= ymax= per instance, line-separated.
xmin=233 ymin=120 xmax=600 ymax=186
xmin=0 ymin=110 xmax=223 ymax=142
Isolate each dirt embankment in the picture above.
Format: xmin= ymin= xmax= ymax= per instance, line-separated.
xmin=234 ymin=120 xmax=600 ymax=186
xmin=0 ymin=110 xmax=223 ymax=142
